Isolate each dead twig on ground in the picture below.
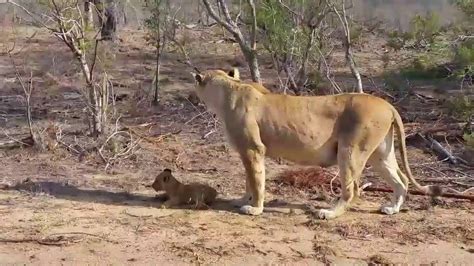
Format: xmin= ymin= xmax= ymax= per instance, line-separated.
xmin=364 ymin=186 xmax=474 ymax=201
xmin=98 ymin=123 xmax=143 ymax=170
xmin=0 ymin=131 xmax=34 ymax=149
xmin=123 ymin=210 xmax=153 ymax=218
xmin=124 ymin=126 xmax=181 ymax=146
xmin=0 ymin=231 xmax=117 ymax=246
xmin=202 ymin=130 xmax=216 ymax=139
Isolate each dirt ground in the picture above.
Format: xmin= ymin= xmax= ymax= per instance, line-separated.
xmin=0 ymin=26 xmax=473 ymax=265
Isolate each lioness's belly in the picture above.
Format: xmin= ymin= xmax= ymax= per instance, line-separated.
xmin=259 ymin=123 xmax=338 ymax=167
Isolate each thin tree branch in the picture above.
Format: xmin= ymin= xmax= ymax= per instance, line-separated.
xmin=329 ymin=0 xmax=363 ymax=93
xmin=246 ymin=0 xmax=257 ymax=50
xmin=202 ymin=0 xmax=238 ymax=36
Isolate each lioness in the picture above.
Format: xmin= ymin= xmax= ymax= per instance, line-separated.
xmin=191 ymin=68 xmax=439 ymax=219
xmin=151 ymin=169 xmax=218 ymax=209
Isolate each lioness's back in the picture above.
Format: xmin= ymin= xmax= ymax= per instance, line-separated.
xmin=258 ymin=92 xmax=393 ymax=122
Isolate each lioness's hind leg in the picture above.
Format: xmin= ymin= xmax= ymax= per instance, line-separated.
xmin=369 ymin=132 xmax=407 ymax=215
xmin=317 ymin=146 xmax=367 ymax=220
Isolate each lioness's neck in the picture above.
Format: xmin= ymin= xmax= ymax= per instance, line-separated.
xmin=202 ymin=79 xmax=241 ymax=114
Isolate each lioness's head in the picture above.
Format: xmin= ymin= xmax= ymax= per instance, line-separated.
xmin=191 ymin=68 xmax=240 ymax=109
xmin=151 ymin=169 xmax=178 ymax=192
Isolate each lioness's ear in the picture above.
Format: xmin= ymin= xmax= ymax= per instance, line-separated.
xmin=163 ymin=174 xmax=170 ymax=183
xmin=191 ymin=72 xmax=204 ymax=84
xmin=228 ymin=68 xmax=240 ymax=80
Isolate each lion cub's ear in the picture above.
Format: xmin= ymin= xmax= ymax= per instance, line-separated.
xmin=162 ymin=169 xmax=172 ymax=182
xmin=227 ymin=68 xmax=240 ymax=80
xmin=191 ymin=72 xmax=204 ymax=84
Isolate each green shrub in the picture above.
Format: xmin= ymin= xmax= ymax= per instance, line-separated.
xmin=410 ymin=12 xmax=441 ymax=45
xmin=444 ymin=95 xmax=473 ymax=121
xmin=382 ymin=73 xmax=408 ymax=94
xmin=451 ymin=0 xmax=474 ymax=18
xmin=386 ymin=30 xmax=413 ymax=51
xmin=350 ymin=24 xmax=364 ymax=45
xmin=401 ymin=55 xmax=450 ymax=79
xmin=464 ymin=133 xmax=474 ymax=148
xmin=454 ymin=39 xmax=474 ymax=67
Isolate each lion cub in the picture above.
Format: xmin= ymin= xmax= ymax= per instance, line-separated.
xmin=151 ymin=169 xmax=218 ymax=209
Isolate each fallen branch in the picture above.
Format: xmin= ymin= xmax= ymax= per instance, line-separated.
xmin=415 ymin=133 xmax=460 ymax=165
xmin=0 ymin=231 xmax=115 ymax=246
xmin=363 ymin=186 xmax=474 ymax=201
xmin=0 ymin=134 xmax=34 ymax=149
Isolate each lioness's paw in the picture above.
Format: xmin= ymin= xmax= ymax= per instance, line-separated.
xmin=380 ymin=205 xmax=399 ymax=215
xmin=240 ymin=205 xmax=263 ymax=216
xmin=316 ymin=209 xmax=337 ymax=220
xmin=231 ymin=195 xmax=252 ymax=207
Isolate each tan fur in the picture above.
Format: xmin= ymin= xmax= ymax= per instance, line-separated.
xmin=192 ymin=68 xmax=439 ymax=219
xmin=151 ymin=169 xmax=218 ymax=209
xmin=226 ymin=68 xmax=271 ymax=94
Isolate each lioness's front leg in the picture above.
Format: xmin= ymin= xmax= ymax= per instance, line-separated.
xmin=239 ymin=147 xmax=265 ymax=216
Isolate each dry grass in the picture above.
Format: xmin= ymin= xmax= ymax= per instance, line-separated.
xmin=275 ymin=167 xmax=340 ymax=194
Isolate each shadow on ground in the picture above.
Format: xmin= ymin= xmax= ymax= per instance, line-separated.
xmin=0 ymin=179 xmax=309 ymax=215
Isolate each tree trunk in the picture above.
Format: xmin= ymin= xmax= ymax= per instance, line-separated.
xmin=201 ymin=0 xmax=261 ymax=83
xmin=89 ymin=84 xmax=103 ymax=137
xmin=331 ymin=1 xmax=363 ymax=93
xmin=120 ymin=1 xmax=127 ymax=25
xmin=239 ymin=39 xmax=261 ymax=83
xmin=95 ymin=0 xmax=117 ymax=41
xmin=296 ymin=27 xmax=316 ymax=88
xmin=153 ymin=44 xmax=163 ymax=104
xmin=345 ymin=39 xmax=363 ymax=93
xmin=78 ymin=47 xmax=104 ymax=137
xmin=84 ymin=1 xmax=94 ymax=29
xmin=246 ymin=50 xmax=261 ymax=83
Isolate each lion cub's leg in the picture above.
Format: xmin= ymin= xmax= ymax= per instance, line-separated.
xmin=369 ymin=132 xmax=408 ymax=215
xmin=161 ymin=197 xmax=181 ymax=208
xmin=317 ymin=146 xmax=367 ymax=220
xmin=239 ymin=148 xmax=266 ymax=216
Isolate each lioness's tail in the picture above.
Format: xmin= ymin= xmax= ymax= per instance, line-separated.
xmin=392 ymin=107 xmax=440 ymax=196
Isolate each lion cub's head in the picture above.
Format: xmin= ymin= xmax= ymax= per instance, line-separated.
xmin=152 ymin=169 xmax=179 ymax=192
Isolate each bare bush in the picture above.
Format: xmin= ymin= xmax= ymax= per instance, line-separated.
xmin=256 ymin=0 xmax=363 ymax=94
xmin=202 ymin=0 xmax=261 ymax=82
xmin=144 ymin=0 xmax=181 ymax=104
xmin=328 ymin=0 xmax=363 ymax=93
xmin=8 ymin=0 xmax=115 ymax=137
